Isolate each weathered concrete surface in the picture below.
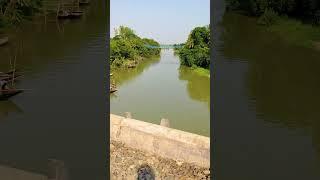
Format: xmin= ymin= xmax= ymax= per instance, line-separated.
xmin=110 ymin=114 xmax=210 ymax=168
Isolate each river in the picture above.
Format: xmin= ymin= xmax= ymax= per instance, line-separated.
xmin=214 ymin=1 xmax=320 ymax=179
xmin=0 ymin=1 xmax=107 ymax=179
xmin=110 ymin=49 xmax=210 ymax=137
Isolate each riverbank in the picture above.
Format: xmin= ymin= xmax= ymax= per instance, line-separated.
xmin=267 ymin=17 xmax=320 ymax=49
xmin=110 ymin=140 xmax=210 ymax=179
xmin=192 ymin=66 xmax=210 ymax=77
xmin=110 ymin=55 xmax=160 ymax=71
xmin=227 ymin=12 xmax=320 ymax=50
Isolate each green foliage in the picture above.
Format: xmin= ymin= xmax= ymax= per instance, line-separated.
xmin=110 ymin=26 xmax=160 ymax=68
xmin=313 ymin=10 xmax=320 ymax=25
xmin=193 ymin=67 xmax=210 ymax=77
xmin=258 ymin=8 xmax=279 ymax=26
xmin=226 ymin=0 xmax=240 ymax=11
xmin=268 ymin=16 xmax=320 ymax=47
xmin=228 ymin=0 xmax=320 ymax=26
xmin=176 ymin=26 xmax=210 ymax=69
xmin=0 ymin=0 xmax=42 ymax=27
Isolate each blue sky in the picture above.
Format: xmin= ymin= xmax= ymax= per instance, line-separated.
xmin=110 ymin=0 xmax=210 ymax=44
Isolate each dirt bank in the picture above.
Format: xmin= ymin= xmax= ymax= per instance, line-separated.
xmin=110 ymin=140 xmax=211 ymax=180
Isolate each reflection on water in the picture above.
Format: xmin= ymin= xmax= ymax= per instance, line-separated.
xmin=0 ymin=159 xmax=69 ymax=180
xmin=0 ymin=101 xmax=23 ymax=121
xmin=110 ymin=57 xmax=160 ymax=89
xmin=215 ymin=11 xmax=320 ymax=180
xmin=223 ymin=13 xmax=320 ymax=135
xmin=179 ymin=67 xmax=210 ymax=108
xmin=110 ymin=49 xmax=210 ymax=136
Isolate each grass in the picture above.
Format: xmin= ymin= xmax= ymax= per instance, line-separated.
xmin=192 ymin=66 xmax=210 ymax=77
xmin=267 ymin=16 xmax=320 ymax=49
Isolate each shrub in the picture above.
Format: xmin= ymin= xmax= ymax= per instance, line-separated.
xmin=226 ymin=0 xmax=240 ymax=11
xmin=110 ymin=26 xmax=160 ymax=67
xmin=176 ymin=25 xmax=210 ymax=69
xmin=312 ymin=10 xmax=320 ymax=26
xmin=258 ymin=8 xmax=279 ymax=26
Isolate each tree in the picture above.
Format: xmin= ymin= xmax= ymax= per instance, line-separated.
xmin=0 ymin=0 xmax=41 ymax=26
xmin=227 ymin=0 xmax=320 ymax=25
xmin=110 ymin=26 xmax=160 ymax=68
xmin=176 ymin=25 xmax=210 ymax=69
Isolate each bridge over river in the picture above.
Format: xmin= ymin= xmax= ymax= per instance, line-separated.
xmin=144 ymin=44 xmax=183 ymax=49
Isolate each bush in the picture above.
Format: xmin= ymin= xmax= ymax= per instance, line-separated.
xmin=176 ymin=25 xmax=210 ymax=69
xmin=110 ymin=26 xmax=160 ymax=67
xmin=0 ymin=0 xmax=42 ymax=27
xmin=226 ymin=0 xmax=240 ymax=11
xmin=258 ymin=8 xmax=279 ymax=26
xmin=312 ymin=10 xmax=320 ymax=26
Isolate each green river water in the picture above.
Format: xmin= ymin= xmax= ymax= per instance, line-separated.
xmin=110 ymin=49 xmax=210 ymax=137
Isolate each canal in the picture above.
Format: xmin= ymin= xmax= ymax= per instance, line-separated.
xmin=0 ymin=0 xmax=107 ymax=179
xmin=110 ymin=49 xmax=210 ymax=137
xmin=214 ymin=1 xmax=320 ymax=179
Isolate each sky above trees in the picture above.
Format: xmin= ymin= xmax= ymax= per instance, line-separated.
xmin=110 ymin=0 xmax=210 ymax=44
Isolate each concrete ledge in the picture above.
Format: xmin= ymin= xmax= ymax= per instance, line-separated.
xmin=0 ymin=165 xmax=47 ymax=180
xmin=110 ymin=114 xmax=210 ymax=168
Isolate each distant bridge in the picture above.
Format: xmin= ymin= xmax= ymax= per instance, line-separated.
xmin=144 ymin=44 xmax=183 ymax=49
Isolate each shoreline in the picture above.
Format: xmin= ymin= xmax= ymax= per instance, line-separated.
xmin=192 ymin=66 xmax=210 ymax=78
xmin=110 ymin=55 xmax=160 ymax=71
xmin=227 ymin=12 xmax=320 ymax=51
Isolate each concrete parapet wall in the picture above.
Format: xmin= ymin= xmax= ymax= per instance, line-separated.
xmin=110 ymin=114 xmax=210 ymax=168
xmin=0 ymin=165 xmax=47 ymax=180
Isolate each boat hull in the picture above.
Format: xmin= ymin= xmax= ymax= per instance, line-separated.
xmin=0 ymin=90 xmax=23 ymax=101
xmin=0 ymin=37 xmax=9 ymax=46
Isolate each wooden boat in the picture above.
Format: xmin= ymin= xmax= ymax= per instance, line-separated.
xmin=0 ymin=71 xmax=22 ymax=81
xmin=0 ymin=89 xmax=23 ymax=101
xmin=0 ymin=37 xmax=9 ymax=46
xmin=0 ymin=76 xmax=20 ymax=83
xmin=0 ymin=70 xmax=21 ymax=76
xmin=110 ymin=87 xmax=117 ymax=93
xmin=57 ymin=10 xmax=70 ymax=19
xmin=68 ymin=11 xmax=84 ymax=18
xmin=79 ymin=0 xmax=90 ymax=5
xmin=110 ymin=83 xmax=117 ymax=93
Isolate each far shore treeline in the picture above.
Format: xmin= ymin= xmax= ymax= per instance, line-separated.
xmin=110 ymin=25 xmax=210 ymax=76
xmin=0 ymin=0 xmax=42 ymax=29
xmin=110 ymin=26 xmax=161 ymax=68
xmin=226 ymin=0 xmax=320 ymax=25
xmin=225 ymin=0 xmax=320 ymax=48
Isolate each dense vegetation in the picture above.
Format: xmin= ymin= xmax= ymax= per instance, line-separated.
xmin=0 ymin=0 xmax=42 ymax=28
xmin=110 ymin=26 xmax=161 ymax=68
xmin=226 ymin=0 xmax=320 ymax=26
xmin=175 ymin=25 xmax=210 ymax=70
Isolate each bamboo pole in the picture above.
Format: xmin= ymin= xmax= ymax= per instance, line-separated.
xmin=0 ymin=89 xmax=31 ymax=92
xmin=12 ymin=51 xmax=16 ymax=87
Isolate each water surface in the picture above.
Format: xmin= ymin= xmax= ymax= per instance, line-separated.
xmin=110 ymin=49 xmax=210 ymax=136
xmin=0 ymin=1 xmax=107 ymax=179
xmin=214 ymin=2 xmax=320 ymax=179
